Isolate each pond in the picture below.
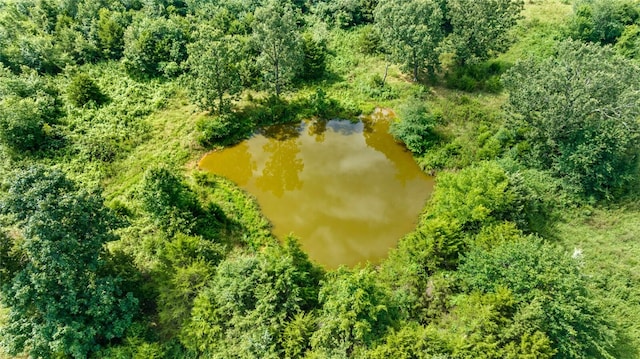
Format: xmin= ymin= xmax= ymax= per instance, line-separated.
xmin=198 ymin=109 xmax=434 ymax=268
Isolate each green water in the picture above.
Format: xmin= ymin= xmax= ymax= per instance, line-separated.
xmin=199 ymin=109 xmax=434 ymax=268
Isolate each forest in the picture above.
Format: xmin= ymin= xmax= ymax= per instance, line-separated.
xmin=0 ymin=0 xmax=639 ymax=357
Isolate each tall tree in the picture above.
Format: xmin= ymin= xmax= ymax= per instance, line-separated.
xmin=503 ymin=40 xmax=640 ymax=196
xmin=186 ymin=25 xmax=242 ymax=113
xmin=252 ymin=0 xmax=303 ymax=98
xmin=446 ymin=0 xmax=524 ymax=65
xmin=374 ymin=0 xmax=444 ymax=81
xmin=0 ymin=167 xmax=137 ymax=358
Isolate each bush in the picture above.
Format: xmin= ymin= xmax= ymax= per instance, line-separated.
xmin=444 ymin=60 xmax=508 ymax=93
xmin=67 ymin=73 xmax=105 ymax=107
xmin=0 ymin=97 xmax=47 ymax=152
xmin=390 ymin=98 xmax=437 ymax=154
xmin=196 ymin=112 xmax=248 ymax=147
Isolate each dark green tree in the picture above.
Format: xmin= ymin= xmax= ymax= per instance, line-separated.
xmin=375 ymin=0 xmax=444 ymax=81
xmin=503 ymin=40 xmax=640 ymax=196
xmin=0 ymin=167 xmax=137 ymax=358
xmin=446 ymin=0 xmax=524 ymax=65
xmin=300 ymin=33 xmax=327 ymax=81
xmin=253 ymin=0 xmax=303 ymax=97
xmin=67 ymin=72 xmax=105 ymax=107
xmin=310 ymin=266 xmax=394 ymax=358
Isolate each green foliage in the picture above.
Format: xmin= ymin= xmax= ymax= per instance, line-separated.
xmin=180 ymin=240 xmax=322 ymax=358
xmin=375 ymin=0 xmax=444 ymax=81
xmin=0 ymin=66 xmax=62 ymax=154
xmin=312 ymin=0 xmax=379 ymax=29
xmin=310 ymin=266 xmax=394 ymax=358
xmin=0 ymin=166 xmax=137 ymax=358
xmin=139 ymin=166 xmax=224 ymax=237
xmin=503 ymin=40 xmax=640 ymax=197
xmin=615 ymin=23 xmax=640 ymax=58
xmin=446 ymin=0 xmax=525 ymax=65
xmin=156 ymin=234 xmax=224 ymax=336
xmin=97 ymin=8 xmax=128 ymax=59
xmin=185 ymin=25 xmax=243 ymax=113
xmin=67 ymin=72 xmax=105 ymax=107
xmin=196 ymin=112 xmax=249 ymax=147
xmin=366 ymin=322 xmax=449 ymax=358
xmin=300 ymin=33 xmax=328 ymax=81
xmin=253 ymin=0 xmax=303 ymax=97
xmin=0 ymin=97 xmax=48 ymax=153
xmin=123 ymin=16 xmax=188 ymax=77
xmin=444 ymin=60 xmax=508 ymax=93
xmin=390 ymin=98 xmax=438 ymax=154
xmin=567 ymin=0 xmax=640 ymax=45
xmin=459 ymin=239 xmax=617 ymax=359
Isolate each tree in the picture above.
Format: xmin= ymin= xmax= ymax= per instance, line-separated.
xmin=180 ymin=239 xmax=322 ymax=358
xmin=458 ymin=239 xmax=616 ymax=359
xmin=446 ymin=0 xmax=524 ymax=65
xmin=66 ymin=72 xmax=105 ymax=107
xmin=0 ymin=97 xmax=47 ymax=152
xmin=253 ymin=0 xmax=303 ymax=97
xmin=123 ymin=16 xmax=188 ymax=77
xmin=503 ymin=40 xmax=640 ymax=197
xmin=568 ymin=0 xmax=640 ymax=45
xmin=390 ymin=98 xmax=438 ymax=153
xmin=186 ymin=25 xmax=242 ymax=113
xmin=374 ymin=0 xmax=443 ymax=81
xmin=310 ymin=266 xmax=394 ymax=358
xmin=0 ymin=167 xmax=137 ymax=358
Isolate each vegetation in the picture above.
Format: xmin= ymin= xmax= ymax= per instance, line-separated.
xmin=0 ymin=0 xmax=639 ymax=358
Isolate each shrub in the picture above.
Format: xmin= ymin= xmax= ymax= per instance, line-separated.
xmin=67 ymin=73 xmax=105 ymax=107
xmin=390 ymin=98 xmax=437 ymax=154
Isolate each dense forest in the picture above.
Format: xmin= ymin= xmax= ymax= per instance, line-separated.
xmin=0 ymin=0 xmax=639 ymax=357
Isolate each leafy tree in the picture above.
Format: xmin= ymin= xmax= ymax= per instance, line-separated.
xmin=458 ymin=239 xmax=616 ymax=359
xmin=67 ymin=72 xmax=105 ymax=107
xmin=0 ymin=97 xmax=47 ymax=152
xmin=390 ymin=98 xmax=438 ymax=154
xmin=139 ymin=166 xmax=203 ymax=235
xmin=97 ymin=8 xmax=128 ymax=59
xmin=0 ymin=167 xmax=137 ymax=358
xmin=185 ymin=25 xmax=242 ymax=113
xmin=503 ymin=40 xmax=640 ymax=197
xmin=253 ymin=0 xmax=303 ymax=97
xmin=375 ymin=0 xmax=443 ymax=81
xmin=123 ymin=16 xmax=188 ymax=77
xmin=310 ymin=266 xmax=394 ymax=358
xmin=180 ymin=239 xmax=322 ymax=358
xmin=313 ymin=0 xmax=379 ymax=28
xmin=446 ymin=0 xmax=524 ymax=65
xmin=568 ymin=0 xmax=640 ymax=45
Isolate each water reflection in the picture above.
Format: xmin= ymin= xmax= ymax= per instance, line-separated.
xmin=199 ymin=110 xmax=434 ymax=268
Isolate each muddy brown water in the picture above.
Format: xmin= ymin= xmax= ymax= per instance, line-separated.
xmin=198 ymin=109 xmax=434 ymax=268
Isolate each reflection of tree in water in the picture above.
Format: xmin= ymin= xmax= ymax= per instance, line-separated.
xmin=256 ymin=135 xmax=304 ymax=198
xmin=260 ymin=121 xmax=302 ymax=141
xmin=361 ymin=114 xmax=421 ymax=185
xmin=308 ymin=119 xmax=328 ymax=142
